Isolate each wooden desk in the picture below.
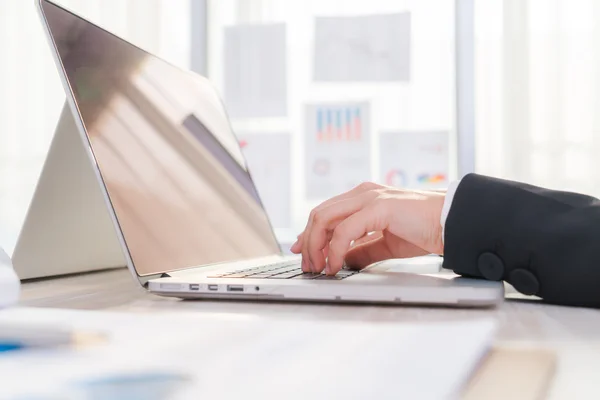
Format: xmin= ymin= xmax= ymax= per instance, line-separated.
xmin=20 ymin=269 xmax=600 ymax=399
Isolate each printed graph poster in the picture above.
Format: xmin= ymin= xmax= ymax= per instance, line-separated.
xmin=305 ymin=102 xmax=371 ymax=200
xmin=237 ymin=133 xmax=291 ymax=229
xmin=379 ymin=131 xmax=449 ymax=189
xmin=314 ymin=13 xmax=411 ymax=82
xmin=224 ymin=23 xmax=287 ymax=118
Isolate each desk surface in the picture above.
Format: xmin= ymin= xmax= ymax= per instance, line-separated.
xmin=20 ymin=268 xmax=600 ymax=399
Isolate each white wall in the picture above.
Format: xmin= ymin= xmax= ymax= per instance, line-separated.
xmin=0 ymin=0 xmax=191 ymax=254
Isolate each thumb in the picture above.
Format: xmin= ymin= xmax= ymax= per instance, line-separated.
xmin=344 ymin=235 xmax=428 ymax=269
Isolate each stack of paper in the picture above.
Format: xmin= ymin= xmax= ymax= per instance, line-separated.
xmin=0 ymin=308 xmax=497 ymax=399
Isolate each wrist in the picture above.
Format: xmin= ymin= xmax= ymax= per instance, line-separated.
xmin=428 ymin=194 xmax=445 ymax=255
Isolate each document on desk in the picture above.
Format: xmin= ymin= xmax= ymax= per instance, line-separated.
xmin=0 ymin=308 xmax=497 ymax=400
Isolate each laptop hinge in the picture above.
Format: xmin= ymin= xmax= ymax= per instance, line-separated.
xmin=160 ymin=273 xmax=171 ymax=278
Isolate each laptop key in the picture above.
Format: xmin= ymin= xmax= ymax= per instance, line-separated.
xmin=208 ymin=261 xmax=303 ymax=279
xmin=267 ymin=271 xmax=305 ymax=279
xmin=222 ymin=273 xmax=250 ymax=278
xmin=251 ymin=267 xmax=298 ymax=277
xmin=276 ymin=266 xmax=303 ymax=274
xmin=243 ymin=274 xmax=274 ymax=279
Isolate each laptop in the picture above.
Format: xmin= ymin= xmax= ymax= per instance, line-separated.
xmin=32 ymin=0 xmax=504 ymax=306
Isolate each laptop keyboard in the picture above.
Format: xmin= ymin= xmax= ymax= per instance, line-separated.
xmin=208 ymin=260 xmax=359 ymax=280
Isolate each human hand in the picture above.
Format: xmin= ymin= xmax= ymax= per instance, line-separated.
xmin=290 ymin=182 xmax=445 ymax=275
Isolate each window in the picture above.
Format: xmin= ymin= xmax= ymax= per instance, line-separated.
xmin=206 ymin=0 xmax=458 ymax=243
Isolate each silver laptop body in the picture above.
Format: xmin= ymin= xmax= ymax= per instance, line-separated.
xmin=34 ymin=0 xmax=504 ymax=307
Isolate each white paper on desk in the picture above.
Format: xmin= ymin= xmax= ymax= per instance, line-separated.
xmin=314 ymin=13 xmax=411 ymax=82
xmin=0 ymin=308 xmax=497 ymax=400
xmin=224 ymin=23 xmax=287 ymax=118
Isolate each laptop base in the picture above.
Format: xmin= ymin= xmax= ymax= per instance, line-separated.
xmin=148 ymin=263 xmax=505 ymax=308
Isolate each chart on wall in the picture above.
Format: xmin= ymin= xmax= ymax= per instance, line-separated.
xmin=237 ymin=133 xmax=291 ymax=229
xmin=305 ymin=102 xmax=371 ymax=200
xmin=379 ymin=131 xmax=449 ymax=189
xmin=224 ymin=23 xmax=287 ymax=118
xmin=313 ymin=13 xmax=411 ymax=82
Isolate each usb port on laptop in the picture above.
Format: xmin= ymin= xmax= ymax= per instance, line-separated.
xmin=189 ymin=284 xmax=200 ymax=291
xmin=208 ymin=284 xmax=218 ymax=291
xmin=227 ymin=285 xmax=243 ymax=292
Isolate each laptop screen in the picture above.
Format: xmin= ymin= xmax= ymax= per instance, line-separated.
xmin=40 ymin=0 xmax=282 ymax=276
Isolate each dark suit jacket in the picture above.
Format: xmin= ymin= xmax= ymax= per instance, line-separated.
xmin=442 ymin=173 xmax=600 ymax=307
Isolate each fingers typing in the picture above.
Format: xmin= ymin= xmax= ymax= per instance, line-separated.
xmin=326 ymin=203 xmax=389 ymax=275
xmin=299 ymin=182 xmax=384 ymax=272
xmin=306 ymin=191 xmax=378 ymax=273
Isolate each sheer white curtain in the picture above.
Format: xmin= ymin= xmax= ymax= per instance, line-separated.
xmin=0 ymin=0 xmax=191 ymax=253
xmin=475 ymin=0 xmax=600 ymax=196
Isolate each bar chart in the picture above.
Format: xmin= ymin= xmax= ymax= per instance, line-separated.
xmin=316 ymin=106 xmax=363 ymax=142
xmin=306 ymin=102 xmax=371 ymax=199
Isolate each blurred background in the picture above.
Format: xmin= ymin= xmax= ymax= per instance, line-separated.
xmin=1 ymin=0 xmax=599 ymax=253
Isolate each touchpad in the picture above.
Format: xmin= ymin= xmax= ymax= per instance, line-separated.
xmin=365 ymin=257 xmax=443 ymax=274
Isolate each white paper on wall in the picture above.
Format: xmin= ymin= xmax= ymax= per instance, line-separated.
xmin=305 ymin=102 xmax=371 ymax=200
xmin=379 ymin=131 xmax=449 ymax=190
xmin=224 ymin=23 xmax=287 ymax=118
xmin=237 ymin=133 xmax=291 ymax=229
xmin=313 ymin=13 xmax=411 ymax=82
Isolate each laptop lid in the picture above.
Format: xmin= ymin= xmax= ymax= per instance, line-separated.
xmin=37 ymin=0 xmax=282 ymax=281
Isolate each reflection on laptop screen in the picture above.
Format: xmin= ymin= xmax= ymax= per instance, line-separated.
xmin=40 ymin=0 xmax=281 ymax=276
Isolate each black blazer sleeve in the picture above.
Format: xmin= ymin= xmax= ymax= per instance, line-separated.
xmin=442 ymin=173 xmax=600 ymax=307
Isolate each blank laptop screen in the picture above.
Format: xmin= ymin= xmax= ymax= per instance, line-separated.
xmin=40 ymin=0 xmax=281 ymax=276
